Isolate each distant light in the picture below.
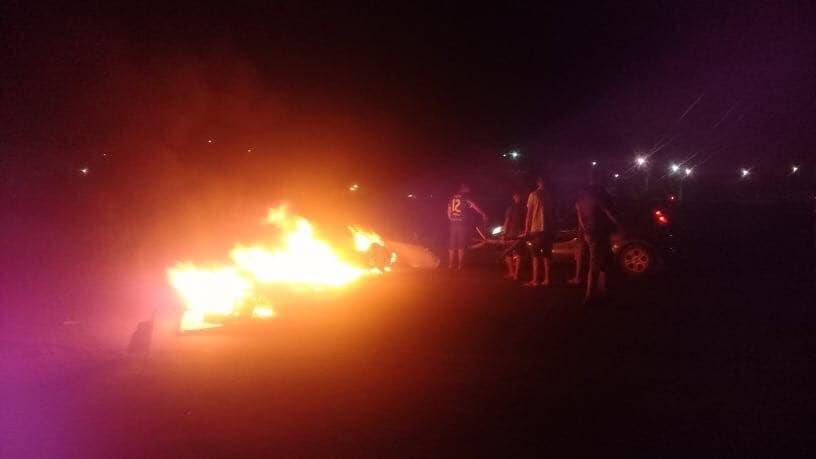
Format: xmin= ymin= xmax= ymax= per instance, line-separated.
xmin=670 ymin=163 xmax=680 ymax=173
xmin=684 ymin=167 xmax=693 ymax=176
xmin=491 ymin=225 xmax=504 ymax=236
xmin=207 ymin=139 xmax=214 ymax=144
xmin=613 ymin=173 xmax=620 ymax=179
xmin=247 ymin=148 xmax=253 ymax=153
xmin=101 ymin=153 xmax=109 ymax=158
xmin=791 ymin=165 xmax=799 ymax=173
xmin=668 ymin=194 xmax=677 ymax=201
xmin=741 ymin=168 xmax=750 ymax=178
xmin=79 ymin=167 xmax=89 ymax=175
xmin=407 ymin=193 xmax=416 ymax=199
xmin=591 ymin=161 xmax=598 ymax=167
xmin=635 ymin=156 xmax=647 ymax=167
xmin=509 ymin=150 xmax=520 ymax=159
xmin=349 ymin=183 xmax=360 ymax=192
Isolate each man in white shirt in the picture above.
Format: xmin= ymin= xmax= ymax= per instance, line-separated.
xmin=522 ymin=177 xmax=554 ymax=286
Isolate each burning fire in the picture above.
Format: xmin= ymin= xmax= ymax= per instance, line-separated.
xmin=169 ymin=204 xmax=391 ymax=331
xmin=349 ymin=226 xmax=385 ymax=252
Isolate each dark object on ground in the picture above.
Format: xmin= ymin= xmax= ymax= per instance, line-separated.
xmin=127 ymin=319 xmax=153 ymax=355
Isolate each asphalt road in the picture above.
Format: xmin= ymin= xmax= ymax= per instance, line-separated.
xmin=2 ymin=204 xmax=814 ymax=457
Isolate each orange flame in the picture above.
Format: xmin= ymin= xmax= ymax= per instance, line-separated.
xmin=349 ymin=225 xmax=385 ymax=252
xmin=168 ymin=205 xmax=391 ymax=331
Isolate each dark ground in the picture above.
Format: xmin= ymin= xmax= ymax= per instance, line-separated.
xmin=1 ymin=204 xmax=814 ymax=457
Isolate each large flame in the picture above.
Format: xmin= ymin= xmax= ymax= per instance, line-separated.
xmin=349 ymin=226 xmax=385 ymax=252
xmin=169 ymin=204 xmax=389 ymax=331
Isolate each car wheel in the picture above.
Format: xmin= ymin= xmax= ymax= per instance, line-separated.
xmin=618 ymin=242 xmax=653 ymax=276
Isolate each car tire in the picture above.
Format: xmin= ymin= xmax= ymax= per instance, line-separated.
xmin=618 ymin=242 xmax=654 ymax=276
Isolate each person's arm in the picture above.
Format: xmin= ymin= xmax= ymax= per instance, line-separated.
xmin=468 ymin=200 xmax=487 ymax=222
xmin=601 ymin=207 xmax=622 ymax=233
xmin=576 ymin=202 xmax=586 ymax=234
xmin=599 ymin=194 xmax=621 ymax=230
xmin=502 ymin=208 xmax=512 ymax=240
xmin=523 ymin=193 xmax=534 ymax=236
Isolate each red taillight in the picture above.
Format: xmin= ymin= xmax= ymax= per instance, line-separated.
xmin=654 ymin=209 xmax=669 ymax=225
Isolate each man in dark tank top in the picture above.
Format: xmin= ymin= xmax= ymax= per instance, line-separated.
xmin=576 ymin=178 xmax=621 ymax=304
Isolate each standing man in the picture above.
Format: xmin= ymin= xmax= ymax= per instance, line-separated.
xmin=502 ymin=191 xmax=526 ymax=280
xmin=447 ymin=183 xmax=487 ymax=270
xmin=576 ymin=177 xmax=620 ymax=304
xmin=522 ymin=177 xmax=554 ymax=286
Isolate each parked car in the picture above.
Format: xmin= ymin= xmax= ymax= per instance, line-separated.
xmin=479 ymin=198 xmax=678 ymax=276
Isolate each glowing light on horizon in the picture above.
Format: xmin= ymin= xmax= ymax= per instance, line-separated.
xmin=741 ymin=168 xmax=751 ymax=178
xmin=635 ymin=156 xmax=647 ymax=167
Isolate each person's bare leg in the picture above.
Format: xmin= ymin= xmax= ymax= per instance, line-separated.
xmin=525 ymin=257 xmax=540 ymax=286
xmin=512 ymin=255 xmax=521 ymax=280
xmin=448 ymin=249 xmax=455 ymax=269
xmin=597 ymin=270 xmax=607 ymax=296
xmin=457 ymin=249 xmax=465 ymax=270
xmin=504 ymin=256 xmax=515 ymax=278
xmin=569 ymin=247 xmax=583 ymax=284
xmin=542 ymin=257 xmax=551 ymax=286
xmin=584 ymin=268 xmax=597 ymax=302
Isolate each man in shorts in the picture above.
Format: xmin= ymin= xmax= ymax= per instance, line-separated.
xmin=522 ymin=177 xmax=554 ymax=286
xmin=502 ymin=191 xmax=526 ymax=280
xmin=447 ymin=183 xmax=487 ymax=270
xmin=576 ymin=177 xmax=620 ymax=304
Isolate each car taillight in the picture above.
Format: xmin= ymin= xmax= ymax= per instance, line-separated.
xmin=654 ymin=209 xmax=669 ymax=225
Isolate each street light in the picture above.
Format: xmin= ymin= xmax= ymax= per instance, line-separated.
xmin=670 ymin=163 xmax=680 ymax=173
xmin=684 ymin=167 xmax=693 ymax=177
xmin=591 ymin=161 xmax=598 ymax=167
xmin=635 ymin=156 xmax=647 ymax=167
xmin=741 ymin=168 xmax=750 ymax=178
xmin=791 ymin=165 xmax=799 ymax=173
xmin=613 ymin=173 xmax=620 ymax=179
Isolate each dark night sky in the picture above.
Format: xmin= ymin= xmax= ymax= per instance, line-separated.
xmin=2 ymin=1 xmax=815 ymax=189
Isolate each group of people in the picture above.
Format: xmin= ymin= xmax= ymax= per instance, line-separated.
xmin=446 ymin=176 xmax=620 ymax=304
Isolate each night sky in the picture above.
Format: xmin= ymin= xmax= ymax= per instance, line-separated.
xmin=2 ymin=1 xmax=815 ymax=190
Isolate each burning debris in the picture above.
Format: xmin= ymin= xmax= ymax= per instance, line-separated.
xmin=168 ymin=204 xmax=394 ymax=331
